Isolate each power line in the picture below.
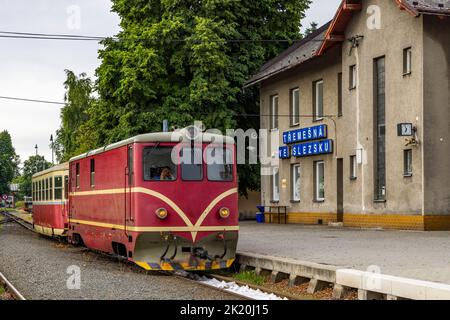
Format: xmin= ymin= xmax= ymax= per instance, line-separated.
xmin=0 ymin=95 xmax=339 ymax=118
xmin=0 ymin=96 xmax=65 ymax=105
xmin=0 ymin=30 xmax=324 ymax=43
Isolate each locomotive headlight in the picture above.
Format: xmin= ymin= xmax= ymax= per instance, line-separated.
xmin=155 ymin=208 xmax=168 ymax=220
xmin=219 ymin=207 xmax=230 ymax=219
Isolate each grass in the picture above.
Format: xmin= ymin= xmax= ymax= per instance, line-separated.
xmin=233 ymin=271 xmax=266 ymax=286
xmin=0 ymin=286 xmax=5 ymax=295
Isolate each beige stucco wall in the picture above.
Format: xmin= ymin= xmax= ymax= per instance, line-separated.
xmin=260 ymin=0 xmax=427 ymax=217
xmin=423 ymin=15 xmax=450 ymax=215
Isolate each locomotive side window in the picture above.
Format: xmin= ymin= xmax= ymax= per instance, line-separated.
xmin=206 ymin=147 xmax=233 ymax=182
xmin=143 ymin=147 xmax=177 ymax=181
xmin=90 ymin=159 xmax=95 ymax=187
xmin=76 ymin=163 xmax=80 ymax=188
xmin=181 ymin=147 xmax=203 ymax=181
xmin=64 ymin=176 xmax=69 ymax=200
xmin=54 ymin=176 xmax=63 ymax=200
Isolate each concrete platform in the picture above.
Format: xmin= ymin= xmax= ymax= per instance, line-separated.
xmin=237 ymin=221 xmax=450 ymax=299
xmin=9 ymin=211 xmax=33 ymax=224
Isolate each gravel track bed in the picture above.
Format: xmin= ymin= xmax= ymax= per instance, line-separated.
xmin=0 ymin=223 xmax=241 ymax=300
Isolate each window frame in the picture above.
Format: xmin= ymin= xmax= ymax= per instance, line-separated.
xmin=314 ymin=161 xmax=325 ymax=202
xmin=350 ymin=155 xmax=357 ymax=180
xmin=290 ymin=88 xmax=300 ymax=127
xmin=90 ymin=158 xmax=95 ymax=187
xmin=270 ymin=95 xmax=279 ymax=130
xmin=142 ymin=145 xmax=178 ymax=182
xmin=271 ymin=167 xmax=280 ymax=203
xmin=338 ymin=73 xmax=343 ymax=117
xmin=75 ymin=163 xmax=80 ymax=189
xmin=291 ymin=164 xmax=301 ymax=202
xmin=64 ymin=176 xmax=69 ymax=200
xmin=404 ymin=149 xmax=413 ymax=177
xmin=206 ymin=146 xmax=234 ymax=182
xmin=403 ymin=47 xmax=412 ymax=76
xmin=54 ymin=175 xmax=63 ymax=200
xmin=313 ymin=80 xmax=324 ymax=121
xmin=349 ymin=65 xmax=357 ymax=90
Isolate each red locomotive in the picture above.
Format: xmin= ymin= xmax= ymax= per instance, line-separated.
xmin=32 ymin=130 xmax=238 ymax=271
xmin=31 ymin=163 xmax=69 ymax=237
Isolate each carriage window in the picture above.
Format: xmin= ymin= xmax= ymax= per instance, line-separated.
xmin=64 ymin=176 xmax=69 ymax=199
xmin=49 ymin=177 xmax=53 ymax=200
xmin=54 ymin=176 xmax=63 ymax=200
xmin=45 ymin=179 xmax=49 ymax=201
xmin=143 ymin=147 xmax=177 ymax=181
xmin=181 ymin=147 xmax=203 ymax=181
xmin=206 ymin=148 xmax=233 ymax=181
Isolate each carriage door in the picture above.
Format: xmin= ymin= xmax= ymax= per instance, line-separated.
xmin=69 ymin=162 xmax=77 ymax=218
xmin=125 ymin=145 xmax=134 ymax=222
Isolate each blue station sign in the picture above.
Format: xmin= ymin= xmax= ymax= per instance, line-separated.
xmin=291 ymin=140 xmax=333 ymax=158
xmin=283 ymin=124 xmax=328 ymax=145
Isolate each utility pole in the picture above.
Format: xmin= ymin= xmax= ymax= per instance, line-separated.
xmin=50 ymin=134 xmax=54 ymax=165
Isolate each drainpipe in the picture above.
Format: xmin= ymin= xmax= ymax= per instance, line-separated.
xmin=355 ymin=46 xmax=366 ymax=212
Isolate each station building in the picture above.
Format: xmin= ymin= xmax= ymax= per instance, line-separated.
xmin=246 ymin=0 xmax=450 ymax=230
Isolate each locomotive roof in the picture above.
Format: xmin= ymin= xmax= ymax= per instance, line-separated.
xmin=32 ymin=162 xmax=69 ymax=178
xmin=69 ymin=131 xmax=235 ymax=162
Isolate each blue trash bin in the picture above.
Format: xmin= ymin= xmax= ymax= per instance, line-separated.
xmin=256 ymin=213 xmax=265 ymax=223
xmin=256 ymin=205 xmax=265 ymax=223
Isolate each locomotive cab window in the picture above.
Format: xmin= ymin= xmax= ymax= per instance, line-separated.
xmin=181 ymin=147 xmax=203 ymax=181
xmin=206 ymin=147 xmax=233 ymax=181
xmin=143 ymin=146 xmax=177 ymax=181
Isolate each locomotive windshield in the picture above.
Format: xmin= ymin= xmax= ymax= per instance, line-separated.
xmin=206 ymin=147 xmax=233 ymax=181
xmin=180 ymin=147 xmax=203 ymax=181
xmin=143 ymin=147 xmax=177 ymax=181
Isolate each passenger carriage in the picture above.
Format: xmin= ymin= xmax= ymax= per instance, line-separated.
xmin=68 ymin=130 xmax=239 ymax=271
xmin=31 ymin=163 xmax=69 ymax=237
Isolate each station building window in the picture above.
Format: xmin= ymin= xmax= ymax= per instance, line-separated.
xmin=338 ymin=73 xmax=343 ymax=117
xmin=403 ymin=47 xmax=412 ymax=75
xmin=270 ymin=95 xmax=279 ymax=130
xmin=349 ymin=65 xmax=357 ymax=89
xmin=404 ymin=149 xmax=413 ymax=177
xmin=313 ymin=80 xmax=324 ymax=121
xmin=290 ymin=88 xmax=300 ymax=126
xmin=350 ymin=155 xmax=357 ymax=180
xmin=291 ymin=164 xmax=301 ymax=202
xmin=271 ymin=167 xmax=280 ymax=203
xmin=314 ymin=161 xmax=325 ymax=201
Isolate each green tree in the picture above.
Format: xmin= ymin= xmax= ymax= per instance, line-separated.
xmin=0 ymin=130 xmax=20 ymax=194
xmin=88 ymin=0 xmax=311 ymax=196
xmin=304 ymin=21 xmax=318 ymax=36
xmin=14 ymin=155 xmax=52 ymax=197
xmin=54 ymin=70 xmax=94 ymax=162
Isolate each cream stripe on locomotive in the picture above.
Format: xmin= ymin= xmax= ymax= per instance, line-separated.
xmin=69 ymin=187 xmax=239 ymax=240
xmin=68 ymin=219 xmax=239 ymax=233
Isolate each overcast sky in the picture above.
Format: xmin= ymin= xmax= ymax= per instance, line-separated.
xmin=0 ymin=0 xmax=340 ymax=166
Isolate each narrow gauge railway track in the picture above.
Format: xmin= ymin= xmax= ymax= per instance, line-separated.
xmin=0 ymin=271 xmax=26 ymax=300
xmin=0 ymin=211 xmax=254 ymax=300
